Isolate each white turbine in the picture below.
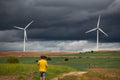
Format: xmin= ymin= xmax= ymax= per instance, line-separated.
xmin=85 ymin=15 xmax=108 ymax=50
xmin=14 ymin=21 xmax=34 ymax=52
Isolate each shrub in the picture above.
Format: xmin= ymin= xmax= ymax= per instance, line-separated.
xmin=47 ymin=57 xmax=52 ymax=61
xmin=79 ymin=56 xmax=82 ymax=58
xmin=35 ymin=60 xmax=38 ymax=62
xmin=7 ymin=57 xmax=19 ymax=63
xmin=64 ymin=58 xmax=69 ymax=61
xmin=91 ymin=50 xmax=94 ymax=53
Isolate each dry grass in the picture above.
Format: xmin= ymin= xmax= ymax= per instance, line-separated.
xmin=84 ymin=68 xmax=120 ymax=80
xmin=0 ymin=52 xmax=79 ymax=57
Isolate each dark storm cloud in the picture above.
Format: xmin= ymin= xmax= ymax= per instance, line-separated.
xmin=0 ymin=30 xmax=22 ymax=42
xmin=0 ymin=0 xmax=120 ymax=42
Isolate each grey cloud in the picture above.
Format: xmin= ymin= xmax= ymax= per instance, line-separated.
xmin=98 ymin=0 xmax=120 ymax=15
xmin=106 ymin=0 xmax=120 ymax=13
xmin=0 ymin=30 xmax=22 ymax=42
xmin=0 ymin=41 xmax=120 ymax=51
xmin=34 ymin=0 xmax=113 ymax=8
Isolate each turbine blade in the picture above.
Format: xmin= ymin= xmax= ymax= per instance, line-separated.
xmin=97 ymin=15 xmax=101 ymax=28
xmin=24 ymin=30 xmax=27 ymax=40
xmin=85 ymin=28 xmax=97 ymax=33
xmin=25 ymin=20 xmax=34 ymax=29
xmin=14 ymin=26 xmax=24 ymax=30
xmin=99 ymin=28 xmax=108 ymax=37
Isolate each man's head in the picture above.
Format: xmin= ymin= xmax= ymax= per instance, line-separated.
xmin=40 ymin=56 xmax=46 ymax=59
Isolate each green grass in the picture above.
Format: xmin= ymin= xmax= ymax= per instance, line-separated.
xmin=0 ymin=57 xmax=39 ymax=64
xmin=0 ymin=52 xmax=120 ymax=80
xmin=48 ymin=57 xmax=120 ymax=70
xmin=0 ymin=64 xmax=76 ymax=80
xmin=59 ymin=51 xmax=120 ymax=57
xmin=0 ymin=52 xmax=120 ymax=70
xmin=0 ymin=64 xmax=37 ymax=75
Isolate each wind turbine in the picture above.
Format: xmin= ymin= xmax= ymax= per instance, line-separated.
xmin=14 ymin=21 xmax=34 ymax=52
xmin=85 ymin=15 xmax=108 ymax=50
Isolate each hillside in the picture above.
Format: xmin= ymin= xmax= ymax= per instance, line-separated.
xmin=0 ymin=52 xmax=79 ymax=57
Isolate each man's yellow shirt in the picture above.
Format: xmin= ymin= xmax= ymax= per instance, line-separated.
xmin=38 ymin=59 xmax=47 ymax=72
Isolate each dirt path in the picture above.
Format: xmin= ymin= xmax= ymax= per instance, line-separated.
xmin=0 ymin=71 xmax=87 ymax=80
xmin=0 ymin=72 xmax=37 ymax=80
xmin=0 ymin=75 xmax=18 ymax=80
xmin=25 ymin=71 xmax=38 ymax=80
xmin=51 ymin=71 xmax=87 ymax=80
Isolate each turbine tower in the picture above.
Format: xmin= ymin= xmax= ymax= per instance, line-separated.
xmin=14 ymin=21 xmax=34 ymax=52
xmin=85 ymin=15 xmax=108 ymax=50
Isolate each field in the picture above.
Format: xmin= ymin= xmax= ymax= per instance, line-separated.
xmin=0 ymin=52 xmax=78 ymax=57
xmin=0 ymin=51 xmax=120 ymax=80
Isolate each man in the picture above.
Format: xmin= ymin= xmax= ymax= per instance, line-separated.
xmin=38 ymin=56 xmax=48 ymax=80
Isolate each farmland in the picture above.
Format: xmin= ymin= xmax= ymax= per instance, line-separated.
xmin=0 ymin=51 xmax=120 ymax=80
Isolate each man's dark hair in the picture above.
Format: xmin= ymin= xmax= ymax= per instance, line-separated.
xmin=40 ymin=56 xmax=46 ymax=59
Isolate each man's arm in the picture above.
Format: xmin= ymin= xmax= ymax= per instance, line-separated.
xmin=37 ymin=61 xmax=40 ymax=66
xmin=46 ymin=62 xmax=48 ymax=68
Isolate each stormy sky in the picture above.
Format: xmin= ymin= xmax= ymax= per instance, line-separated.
xmin=0 ymin=0 xmax=120 ymax=51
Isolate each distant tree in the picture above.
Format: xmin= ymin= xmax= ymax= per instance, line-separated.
xmin=91 ymin=50 xmax=94 ymax=53
xmin=7 ymin=57 xmax=19 ymax=63
xmin=79 ymin=56 xmax=82 ymax=58
xmin=36 ymin=60 xmax=38 ymax=62
xmin=64 ymin=58 xmax=69 ymax=61
xmin=47 ymin=57 xmax=52 ymax=61
xmin=86 ymin=56 xmax=89 ymax=58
